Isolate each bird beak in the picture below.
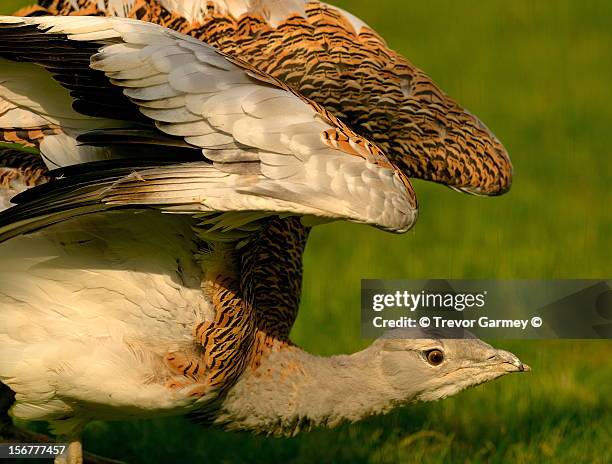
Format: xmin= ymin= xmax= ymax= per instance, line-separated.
xmin=494 ymin=349 xmax=531 ymax=373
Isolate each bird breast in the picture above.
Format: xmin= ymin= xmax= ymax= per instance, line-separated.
xmin=0 ymin=210 xmax=220 ymax=421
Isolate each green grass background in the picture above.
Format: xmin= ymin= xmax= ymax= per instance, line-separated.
xmin=2 ymin=0 xmax=611 ymax=462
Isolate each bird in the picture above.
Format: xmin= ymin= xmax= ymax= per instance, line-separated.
xmin=0 ymin=4 xmax=522 ymax=464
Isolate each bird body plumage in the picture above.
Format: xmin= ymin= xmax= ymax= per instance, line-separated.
xmin=0 ymin=212 xmax=212 ymax=424
xmin=0 ymin=2 xmax=522 ymax=462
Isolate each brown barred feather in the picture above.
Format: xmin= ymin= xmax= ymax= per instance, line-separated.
xmin=0 ymin=149 xmax=49 ymax=190
xmin=239 ymin=217 xmax=309 ymax=345
xmin=149 ymin=243 xmax=262 ymax=397
xmin=176 ymin=246 xmax=259 ymax=396
xmin=0 ymin=126 xmax=61 ymax=149
xmin=0 ymin=126 xmax=58 ymax=207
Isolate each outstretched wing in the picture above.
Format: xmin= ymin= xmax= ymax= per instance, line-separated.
xmin=18 ymin=0 xmax=512 ymax=197
xmin=0 ymin=15 xmax=417 ymax=242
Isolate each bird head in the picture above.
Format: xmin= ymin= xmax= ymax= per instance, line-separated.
xmin=374 ymin=329 xmax=529 ymax=403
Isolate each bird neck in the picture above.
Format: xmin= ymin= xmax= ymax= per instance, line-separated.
xmin=214 ymin=342 xmax=402 ymax=435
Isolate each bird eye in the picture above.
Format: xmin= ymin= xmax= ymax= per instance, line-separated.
xmin=425 ymin=349 xmax=445 ymax=366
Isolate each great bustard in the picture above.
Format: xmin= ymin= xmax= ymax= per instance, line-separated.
xmin=0 ymin=2 xmax=520 ymax=464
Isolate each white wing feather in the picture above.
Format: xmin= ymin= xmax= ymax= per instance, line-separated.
xmin=0 ymin=15 xmax=417 ymax=232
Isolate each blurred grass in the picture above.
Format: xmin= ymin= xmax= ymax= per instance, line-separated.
xmin=2 ymin=0 xmax=612 ymax=463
